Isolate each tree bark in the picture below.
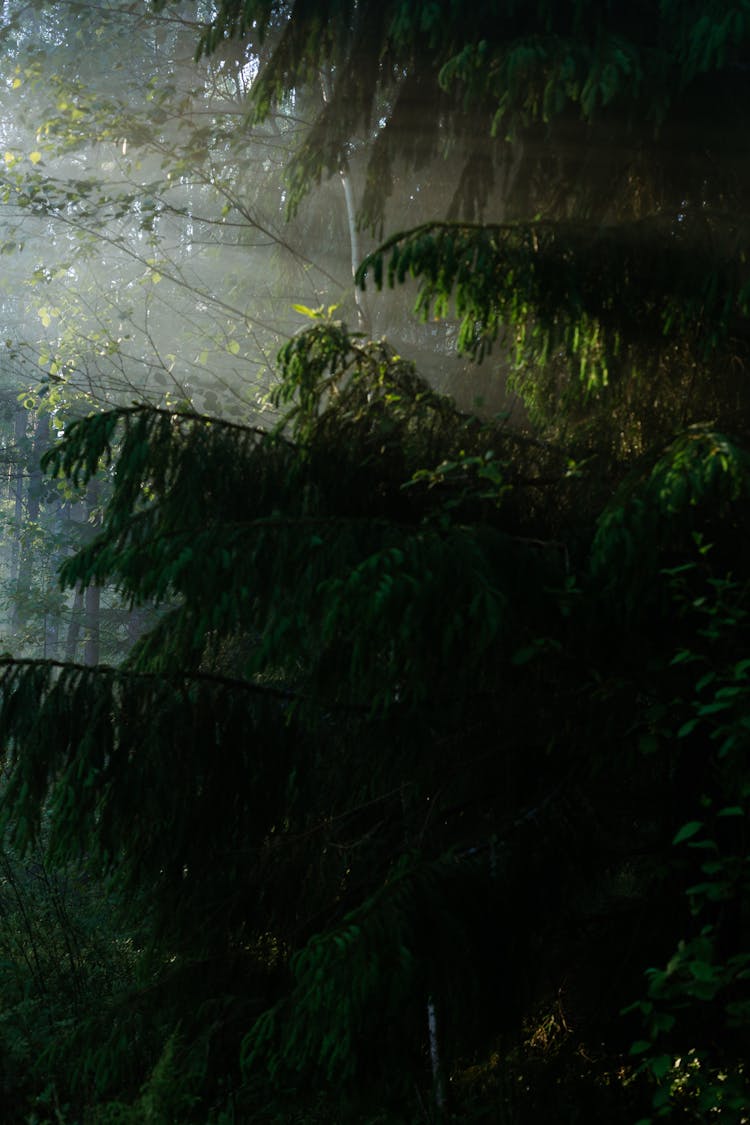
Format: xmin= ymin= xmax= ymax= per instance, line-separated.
xmin=9 ymin=408 xmax=27 ymax=593
xmin=12 ymin=411 xmax=48 ymax=634
xmin=82 ymin=478 xmax=101 ymax=666
xmin=320 ymin=68 xmax=370 ymax=333
xmin=83 ymin=583 xmax=100 ymax=666
xmin=64 ymin=586 xmax=85 ymax=663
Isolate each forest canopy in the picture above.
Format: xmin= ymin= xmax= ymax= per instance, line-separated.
xmin=0 ymin=2 xmax=746 ymax=1123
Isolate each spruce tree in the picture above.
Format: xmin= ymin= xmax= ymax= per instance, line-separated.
xmin=0 ymin=2 xmax=748 ymax=1120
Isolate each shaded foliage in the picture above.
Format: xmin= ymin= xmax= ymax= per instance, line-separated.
xmin=0 ymin=1 xmax=748 ymax=1122
xmin=177 ymin=0 xmax=750 ymax=231
xmin=0 ymin=317 xmax=747 ymax=1120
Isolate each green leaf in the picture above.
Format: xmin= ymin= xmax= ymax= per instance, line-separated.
xmin=648 ymin=1054 xmax=672 ymax=1080
xmin=673 ymin=821 xmax=703 ymax=845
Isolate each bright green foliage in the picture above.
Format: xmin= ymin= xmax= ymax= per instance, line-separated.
xmin=357 ymin=216 xmax=750 ymax=382
xmin=174 ymin=0 xmax=750 ymax=451
xmin=356 ymin=215 xmax=750 ymax=448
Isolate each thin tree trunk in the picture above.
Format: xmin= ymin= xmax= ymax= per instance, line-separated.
xmin=338 ymin=165 xmax=369 ymax=331
xmin=65 ymin=586 xmax=85 ymax=663
xmin=12 ymin=411 xmax=48 ymax=635
xmin=83 ymin=584 xmax=100 ymax=666
xmin=82 ymin=478 xmax=101 ymax=666
xmin=427 ymin=996 xmax=445 ymax=1119
xmin=9 ymin=408 xmax=26 ymax=592
xmin=44 ymin=610 xmax=58 ymax=661
xmin=320 ymin=68 xmax=370 ymax=333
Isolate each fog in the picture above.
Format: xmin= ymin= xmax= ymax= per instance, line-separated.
xmin=0 ymin=0 xmax=522 ymax=659
xmin=0 ymin=10 xmax=338 ymax=418
xmin=0 ymin=0 xmax=520 ymax=415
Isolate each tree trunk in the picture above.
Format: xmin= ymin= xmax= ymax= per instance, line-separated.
xmin=9 ymin=407 xmax=27 ymax=593
xmin=12 ymin=411 xmax=48 ymax=635
xmin=320 ymin=68 xmax=370 ymax=333
xmin=82 ymin=478 xmax=101 ymax=666
xmin=64 ymin=586 xmax=85 ymax=663
xmin=83 ymin=583 xmax=100 ymax=666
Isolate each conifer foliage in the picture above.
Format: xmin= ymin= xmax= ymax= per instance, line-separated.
xmin=0 ymin=325 xmax=592 ymax=1118
xmin=0 ymin=1 xmax=749 ymax=1121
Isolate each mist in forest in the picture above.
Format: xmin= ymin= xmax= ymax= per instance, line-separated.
xmin=0 ymin=4 xmax=384 ymax=656
xmin=0 ymin=0 xmax=499 ymax=414
xmin=0 ymin=0 xmax=528 ymax=659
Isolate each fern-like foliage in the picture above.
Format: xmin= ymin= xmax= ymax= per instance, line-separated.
xmin=2 ymin=317 xmax=749 ymax=1118
xmin=241 ymin=774 xmax=610 ymax=1104
xmin=0 ymin=657 xmax=302 ymax=954
xmin=3 ymin=2 xmax=750 ymax=1118
xmin=0 ymin=312 xmax=646 ymax=1118
xmin=590 ymin=427 xmax=750 ymax=617
xmin=357 ymin=216 xmax=750 ymax=389
xmin=242 ymin=854 xmax=455 ymax=1089
xmin=35 ymin=334 xmax=568 ymax=705
xmin=162 ymin=0 xmax=750 ymax=228
xmin=0 ymin=324 xmax=571 ymax=961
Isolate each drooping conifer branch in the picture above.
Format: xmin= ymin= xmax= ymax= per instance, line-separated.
xmin=357 ymin=214 xmax=750 ymax=378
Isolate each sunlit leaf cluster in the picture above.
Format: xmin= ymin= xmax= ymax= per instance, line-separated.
xmin=357 ymin=215 xmax=750 ymax=408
